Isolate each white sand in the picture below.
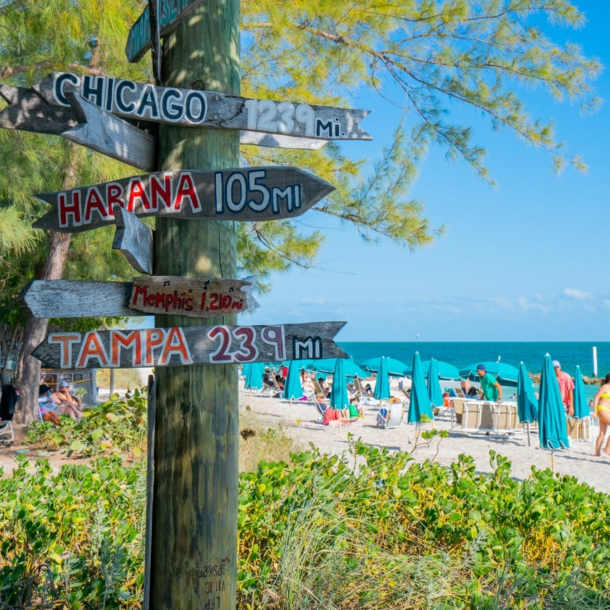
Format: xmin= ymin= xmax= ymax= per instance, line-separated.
xmin=239 ymin=385 xmax=610 ymax=495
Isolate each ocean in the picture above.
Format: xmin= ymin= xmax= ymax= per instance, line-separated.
xmin=340 ymin=342 xmax=609 ymax=402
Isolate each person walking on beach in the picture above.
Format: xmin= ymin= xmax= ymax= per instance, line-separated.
xmin=477 ymin=365 xmax=502 ymax=403
xmin=592 ymin=373 xmax=610 ymax=457
xmin=553 ymin=360 xmax=574 ymax=416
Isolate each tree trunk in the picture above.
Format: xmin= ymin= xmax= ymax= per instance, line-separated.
xmin=150 ymin=1 xmax=240 ymax=609
xmin=14 ymin=148 xmax=79 ymax=425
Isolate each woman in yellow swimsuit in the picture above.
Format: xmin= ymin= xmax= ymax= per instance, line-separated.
xmin=592 ymin=373 xmax=610 ymax=457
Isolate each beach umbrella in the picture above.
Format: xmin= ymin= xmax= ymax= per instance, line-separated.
xmin=307 ymin=357 xmax=367 ymax=378
xmin=405 ymin=360 xmax=461 ymax=380
xmin=427 ymin=359 xmax=444 ymax=407
xmin=573 ymin=365 xmax=589 ymax=419
xmin=373 ymin=357 xmax=391 ymax=400
xmin=244 ymin=362 xmax=264 ymax=390
xmin=460 ymin=362 xmax=519 ymax=387
xmin=538 ymin=354 xmax=569 ymax=469
xmin=407 ymin=352 xmax=434 ymax=423
xmin=361 ymin=356 xmax=408 ymax=376
xmin=329 ymin=358 xmax=350 ymax=411
xmin=283 ymin=361 xmax=303 ymax=401
xmin=517 ymin=362 xmax=538 ymax=446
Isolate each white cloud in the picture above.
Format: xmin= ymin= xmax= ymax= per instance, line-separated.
xmin=562 ymin=288 xmax=594 ymax=301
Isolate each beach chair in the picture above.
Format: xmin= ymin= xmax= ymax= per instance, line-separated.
xmin=490 ymin=402 xmax=519 ymax=436
xmin=567 ymin=417 xmax=591 ymax=442
xmin=0 ymin=419 xmax=13 ymax=444
xmin=377 ymin=402 xmax=403 ymax=429
xmin=450 ymin=398 xmax=469 ymax=428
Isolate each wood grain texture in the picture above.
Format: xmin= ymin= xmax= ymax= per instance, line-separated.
xmin=151 ymin=0 xmax=240 ymax=606
xmin=0 ymin=85 xmax=77 ymax=135
xmin=21 ymin=280 xmax=134 ymax=319
xmin=130 ymin=275 xmax=259 ymax=317
xmin=112 ymin=205 xmax=154 ymax=274
xmin=31 ymin=322 xmax=348 ymax=369
xmin=63 ymin=93 xmax=157 ymax=171
xmin=239 ymin=130 xmax=327 ymax=150
xmin=34 ymin=72 xmax=371 ymax=141
xmin=32 ymin=166 xmax=334 ymax=233
xmin=126 ymin=0 xmax=206 ymax=63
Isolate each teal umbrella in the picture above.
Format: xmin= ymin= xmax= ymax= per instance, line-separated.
xmin=329 ymin=358 xmax=350 ymax=411
xmin=427 ymin=359 xmax=444 ymax=407
xmin=517 ymin=362 xmax=538 ymax=447
xmin=361 ymin=357 xmax=408 ymax=376
xmin=460 ymin=361 xmax=519 ymax=387
xmin=244 ymin=362 xmax=264 ymax=390
xmin=406 ymin=360 xmax=461 ymax=380
xmin=538 ymin=354 xmax=570 ymax=454
xmin=307 ymin=356 xmax=367 ymax=378
xmin=573 ymin=365 xmax=589 ymax=419
xmin=408 ymin=352 xmax=434 ymax=423
xmin=283 ymin=361 xmax=303 ymax=400
xmin=373 ymin=357 xmax=391 ymax=400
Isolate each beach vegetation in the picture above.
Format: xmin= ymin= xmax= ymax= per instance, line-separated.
xmin=3 ymin=398 xmax=610 ymax=608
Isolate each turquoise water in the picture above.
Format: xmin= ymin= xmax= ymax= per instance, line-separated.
xmin=340 ymin=342 xmax=609 ymax=402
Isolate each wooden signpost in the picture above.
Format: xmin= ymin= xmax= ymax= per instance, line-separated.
xmin=112 ymin=206 xmax=154 ymax=274
xmin=31 ymin=321 xmax=347 ymax=369
xmin=32 ymin=166 xmax=334 ymax=233
xmin=32 ymin=72 xmax=371 ymax=142
xmin=21 ymin=277 xmax=259 ymax=319
xmin=126 ymin=0 xmax=206 ymax=63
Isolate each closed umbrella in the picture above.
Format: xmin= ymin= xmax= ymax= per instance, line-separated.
xmin=539 ymin=354 xmax=569 ymax=469
xmin=244 ymin=362 xmax=264 ymax=390
xmin=329 ymin=358 xmax=350 ymax=411
xmin=427 ymin=358 xmax=444 ymax=407
xmin=460 ymin=362 xmax=519 ymax=387
xmin=573 ymin=365 xmax=589 ymax=419
xmin=361 ymin=357 xmax=408 ymax=376
xmin=517 ymin=362 xmax=538 ymax=446
xmin=308 ymin=356 xmax=367 ymax=378
xmin=407 ymin=352 xmax=434 ymax=423
xmin=373 ymin=357 xmax=391 ymax=400
xmin=283 ymin=361 xmax=303 ymax=401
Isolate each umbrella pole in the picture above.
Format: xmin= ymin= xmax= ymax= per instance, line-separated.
xmin=551 ymin=450 xmax=556 ymax=473
xmin=526 ymin=423 xmax=531 ymax=447
xmin=289 ymin=397 xmax=292 ymax=420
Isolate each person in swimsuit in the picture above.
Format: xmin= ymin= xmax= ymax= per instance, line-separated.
xmin=592 ymin=373 xmax=610 ymax=457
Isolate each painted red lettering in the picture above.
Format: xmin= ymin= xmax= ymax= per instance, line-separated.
xmin=261 ymin=325 xmax=285 ymax=360
xmin=145 ymin=329 xmax=166 ymax=365
xmin=83 ymin=187 xmax=107 ymax=223
xmin=133 ymin=286 xmax=147 ymax=306
xmin=49 ymin=333 xmax=81 ymax=368
xmin=111 ymin=330 xmax=142 ymax=367
xmin=150 ymin=173 xmax=172 ymax=211
xmin=209 ymin=326 xmax=232 ymax=362
xmin=76 ymin=332 xmax=109 ymax=368
xmin=106 ymin=183 xmax=124 ymax=216
xmin=127 ymin=178 xmax=151 ymax=211
xmin=174 ymin=172 xmax=201 ymax=212
xmin=59 ymin=192 xmax=82 ymax=228
xmin=159 ymin=328 xmax=193 ymax=365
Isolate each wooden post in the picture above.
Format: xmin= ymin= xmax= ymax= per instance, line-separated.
xmin=144 ymin=374 xmax=156 ymax=610
xmin=150 ymin=1 xmax=240 ymax=609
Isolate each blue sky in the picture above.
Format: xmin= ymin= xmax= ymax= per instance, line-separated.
xmin=243 ymin=0 xmax=610 ymax=342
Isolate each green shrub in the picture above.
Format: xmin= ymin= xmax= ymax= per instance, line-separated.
xmin=26 ymin=389 xmax=148 ymax=457
xmin=1 ymin=438 xmax=610 ymax=608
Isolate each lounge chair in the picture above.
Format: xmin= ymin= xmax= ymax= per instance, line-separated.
xmin=567 ymin=416 xmax=591 ymax=442
xmin=377 ymin=402 xmax=403 ymax=429
xmin=0 ymin=419 xmax=13 ymax=444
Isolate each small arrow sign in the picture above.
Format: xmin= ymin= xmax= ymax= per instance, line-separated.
xmin=112 ymin=205 xmax=154 ymax=274
xmin=126 ymin=0 xmax=206 ymax=64
xmin=21 ymin=277 xmax=259 ymax=319
xmin=31 ymin=321 xmax=347 ymax=369
xmin=32 ymin=167 xmax=334 ymax=233
xmin=34 ymin=72 xmax=371 ymax=142
xmin=63 ymin=93 xmax=157 ymax=171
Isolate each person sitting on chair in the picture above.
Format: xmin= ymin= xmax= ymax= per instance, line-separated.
xmin=51 ymin=381 xmax=83 ymax=421
xmin=322 ymin=406 xmax=351 ymax=426
xmin=318 ymin=376 xmax=330 ymax=398
xmin=346 ymin=396 xmax=364 ymax=419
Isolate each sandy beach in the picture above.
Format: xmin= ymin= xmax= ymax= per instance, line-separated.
xmin=239 ymin=382 xmax=610 ymax=495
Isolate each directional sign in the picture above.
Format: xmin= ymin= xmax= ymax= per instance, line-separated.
xmin=130 ymin=276 xmax=258 ymax=318
xmin=126 ymin=0 xmax=206 ymax=63
xmin=112 ymin=205 xmax=154 ymax=274
xmin=1 ymin=81 xmax=331 ymax=149
xmin=63 ymin=93 xmax=157 ymax=171
xmin=0 ymin=87 xmax=156 ymax=170
xmin=34 ymin=72 xmax=371 ymax=142
xmin=31 ymin=322 xmax=347 ymax=369
xmin=21 ymin=277 xmax=259 ymax=319
xmin=32 ymin=167 xmax=334 ymax=233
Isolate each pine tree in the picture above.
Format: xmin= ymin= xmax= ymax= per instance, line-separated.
xmin=0 ymin=0 xmax=600 ymax=422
